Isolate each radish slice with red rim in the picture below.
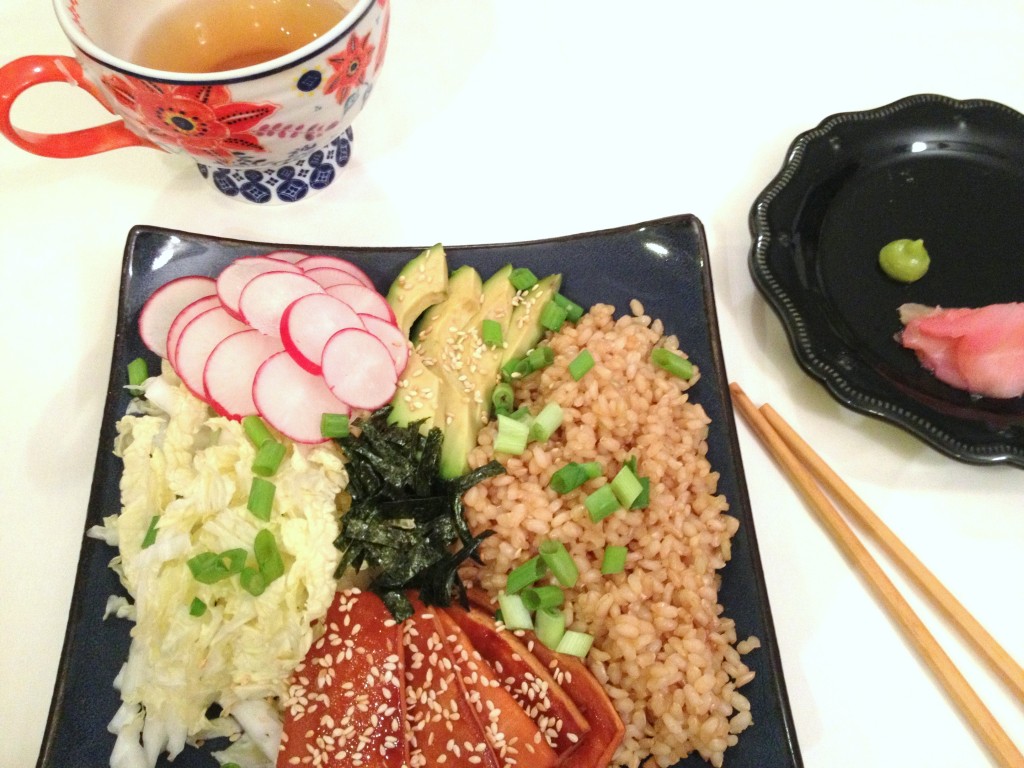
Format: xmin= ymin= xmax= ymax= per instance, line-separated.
xmin=253 ymin=351 xmax=352 ymax=444
xmin=173 ymin=306 xmax=249 ymax=402
xmin=297 ymin=255 xmax=374 ymax=288
xmin=280 ymin=293 xmax=366 ymax=374
xmin=204 ymin=329 xmax=284 ymax=420
xmin=166 ymin=294 xmax=222 ymax=370
xmin=325 ymin=283 xmax=396 ymax=324
xmin=263 ymin=250 xmax=309 ymax=264
xmin=217 ymin=256 xmax=303 ymax=319
xmin=321 ymin=328 xmax=398 ymax=411
xmin=303 ymin=266 xmax=366 ymax=289
xmin=139 ymin=276 xmax=217 ymax=359
xmin=359 ymin=314 xmax=410 ymax=375
xmin=238 ymin=270 xmax=324 ymax=336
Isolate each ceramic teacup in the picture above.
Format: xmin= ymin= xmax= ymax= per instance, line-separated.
xmin=0 ymin=0 xmax=390 ymax=204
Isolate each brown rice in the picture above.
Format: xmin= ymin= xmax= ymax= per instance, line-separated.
xmin=463 ymin=302 xmax=756 ymax=768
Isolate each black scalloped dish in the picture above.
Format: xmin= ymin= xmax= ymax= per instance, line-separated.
xmin=750 ymin=93 xmax=1024 ymax=467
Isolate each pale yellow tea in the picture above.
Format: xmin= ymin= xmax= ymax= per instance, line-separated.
xmin=131 ymin=0 xmax=348 ymax=73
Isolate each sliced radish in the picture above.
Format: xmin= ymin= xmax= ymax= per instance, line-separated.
xmin=263 ymin=250 xmax=309 ymax=264
xmin=139 ymin=276 xmax=217 ymax=359
xmin=303 ymin=266 xmax=366 ymax=289
xmin=204 ymin=329 xmax=284 ymax=419
xmin=297 ymin=255 xmax=374 ymax=289
xmin=253 ymin=351 xmax=352 ymax=444
xmin=237 ymin=270 xmax=324 ymax=336
xmin=173 ymin=306 xmax=249 ymax=402
xmin=166 ymin=294 xmax=222 ymax=370
xmin=360 ymin=314 xmax=410 ymax=375
xmin=280 ymin=293 xmax=365 ymax=374
xmin=217 ymin=256 xmax=303 ymax=320
xmin=321 ymin=328 xmax=398 ymax=411
xmin=325 ymin=283 xmax=396 ymax=324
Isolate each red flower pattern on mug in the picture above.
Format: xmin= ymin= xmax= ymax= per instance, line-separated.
xmin=324 ymin=31 xmax=375 ymax=105
xmin=101 ymin=76 xmax=279 ymax=162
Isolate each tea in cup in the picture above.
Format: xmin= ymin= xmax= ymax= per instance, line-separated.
xmin=0 ymin=0 xmax=390 ymax=204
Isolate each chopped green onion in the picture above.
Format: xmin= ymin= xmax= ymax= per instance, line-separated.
xmin=610 ymin=464 xmax=643 ymax=508
xmin=555 ymin=629 xmax=594 ymax=658
xmin=535 ymin=606 xmax=566 ymax=650
xmin=252 ymin=439 xmax=285 ymax=477
xmin=568 ymin=349 xmax=594 ymax=381
xmin=539 ymin=301 xmax=568 ymax=332
xmin=521 ymin=585 xmax=564 ymax=611
xmin=529 ymin=402 xmax=563 ymax=442
xmin=187 ymin=548 xmax=247 ymax=584
xmin=494 ymin=413 xmax=530 ymax=455
xmin=526 ymin=346 xmax=554 ymax=371
xmin=240 ymin=567 xmax=267 ymax=597
xmin=189 ymin=597 xmax=207 ymax=617
xmin=141 ymin=515 xmax=160 ymax=549
xmin=581 ymin=461 xmax=602 ymax=479
xmin=509 ymin=405 xmax=533 ymax=423
xmin=254 ymin=529 xmax=285 ymax=583
xmin=553 ymin=293 xmax=585 ymax=322
xmin=242 ymin=415 xmax=274 ymax=448
xmin=601 ymin=545 xmax=628 ymax=575
xmin=497 ymin=592 xmax=533 ymax=630
xmin=481 ymin=318 xmax=503 ymax=347
xmin=585 ymin=484 xmax=620 ymax=523
xmin=510 ymin=267 xmax=539 ymax=291
xmin=506 ymin=555 xmax=547 ymax=594
xmin=492 ymin=382 xmax=515 ymax=415
xmin=651 ymin=348 xmax=694 ymax=380
xmin=538 ymin=539 xmax=578 ymax=588
xmin=549 ymin=462 xmax=589 ymax=494
xmin=501 ymin=356 xmax=533 ymax=381
xmin=320 ymin=412 xmax=350 ymax=438
xmin=127 ymin=357 xmax=148 ymax=389
xmin=247 ymin=477 xmax=276 ymax=521
xmin=631 ymin=477 xmax=650 ymax=509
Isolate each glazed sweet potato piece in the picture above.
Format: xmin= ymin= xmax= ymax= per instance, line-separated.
xmin=435 ymin=609 xmax=559 ymax=768
xmin=445 ymin=602 xmax=590 ymax=758
xmin=277 ymin=588 xmax=408 ymax=768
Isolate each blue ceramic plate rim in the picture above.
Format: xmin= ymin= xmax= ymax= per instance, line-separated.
xmin=749 ymin=93 xmax=1024 ymax=468
xmin=38 ymin=218 xmax=802 ymax=768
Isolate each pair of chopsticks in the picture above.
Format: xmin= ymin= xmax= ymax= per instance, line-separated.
xmin=729 ymin=383 xmax=1024 ymax=768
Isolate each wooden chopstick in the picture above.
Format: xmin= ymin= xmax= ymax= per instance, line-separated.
xmin=729 ymin=383 xmax=1024 ymax=768
xmin=758 ymin=400 xmax=1024 ymax=705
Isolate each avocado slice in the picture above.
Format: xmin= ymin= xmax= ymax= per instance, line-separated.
xmin=388 ymin=348 xmax=443 ymax=429
xmin=386 ymin=243 xmax=449 ymax=336
xmin=414 ymin=265 xmax=483 ymax=369
xmin=502 ymin=273 xmax=563 ymax=363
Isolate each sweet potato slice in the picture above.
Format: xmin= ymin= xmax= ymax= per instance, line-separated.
xmin=403 ymin=600 xmax=502 ymax=768
xmin=444 ymin=602 xmax=590 ymax=758
xmin=435 ymin=609 xmax=559 ymax=768
xmin=277 ymin=588 xmax=408 ymax=768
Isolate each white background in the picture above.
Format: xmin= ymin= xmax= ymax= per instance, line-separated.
xmin=1 ymin=1 xmax=1022 ymax=767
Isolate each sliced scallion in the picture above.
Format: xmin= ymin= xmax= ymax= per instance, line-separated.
xmin=491 ymin=382 xmax=515 ymax=415
xmin=494 ymin=413 xmax=530 ymax=455
xmin=141 ymin=515 xmax=160 ymax=549
xmin=501 ymin=356 xmax=532 ymax=381
xmin=247 ymin=477 xmax=276 ymax=521
xmin=535 ymin=606 xmax=566 ymax=650
xmin=610 ymin=463 xmax=643 ymax=508
xmin=568 ymin=349 xmax=594 ymax=381
xmin=506 ymin=555 xmax=547 ymax=594
xmin=509 ymin=405 xmax=533 ymax=423
xmin=631 ymin=476 xmax=650 ymax=509
xmin=526 ymin=345 xmax=554 ymax=371
xmin=651 ymin=347 xmax=694 ymax=380
xmin=555 ymin=629 xmax=594 ymax=658
xmin=189 ymin=597 xmax=207 ymax=617
xmin=585 ymin=484 xmax=620 ymax=523
xmin=252 ymin=439 xmax=285 ymax=477
xmin=539 ymin=301 xmax=568 ymax=332
xmin=529 ymin=402 xmax=563 ymax=442
xmin=521 ymin=584 xmax=564 ymax=611
xmin=481 ymin=318 xmax=503 ymax=347
xmin=254 ymin=529 xmax=285 ymax=583
xmin=601 ymin=545 xmax=628 ymax=575
xmin=127 ymin=357 xmax=148 ymax=389
xmin=320 ymin=412 xmax=350 ymax=439
xmin=240 ymin=566 xmax=267 ymax=597
xmin=187 ymin=548 xmax=246 ymax=584
xmin=497 ymin=592 xmax=534 ymax=630
xmin=549 ymin=462 xmax=589 ymax=494
xmin=242 ymin=415 xmax=274 ymax=448
xmin=510 ymin=267 xmax=539 ymax=291
xmin=538 ymin=539 xmax=578 ymax=588
xmin=553 ymin=293 xmax=585 ymax=322
xmin=581 ymin=461 xmax=602 ymax=479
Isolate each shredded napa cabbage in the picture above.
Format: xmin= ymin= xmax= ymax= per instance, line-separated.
xmin=88 ymin=367 xmax=347 ymax=768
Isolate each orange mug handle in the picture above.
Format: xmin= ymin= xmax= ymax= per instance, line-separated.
xmin=0 ymin=55 xmax=158 ymax=158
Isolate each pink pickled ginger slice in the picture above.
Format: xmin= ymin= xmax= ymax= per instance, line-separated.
xmin=898 ymin=302 xmax=1024 ymax=399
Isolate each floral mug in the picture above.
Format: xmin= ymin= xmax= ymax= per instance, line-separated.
xmin=0 ymin=0 xmax=389 ymax=204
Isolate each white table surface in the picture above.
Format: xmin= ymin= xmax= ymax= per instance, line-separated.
xmin=2 ymin=1 xmax=1022 ymax=767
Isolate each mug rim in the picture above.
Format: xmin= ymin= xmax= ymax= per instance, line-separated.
xmin=52 ymin=0 xmax=378 ymax=85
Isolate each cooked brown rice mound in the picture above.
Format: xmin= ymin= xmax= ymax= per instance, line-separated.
xmin=463 ymin=302 xmax=757 ymax=768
